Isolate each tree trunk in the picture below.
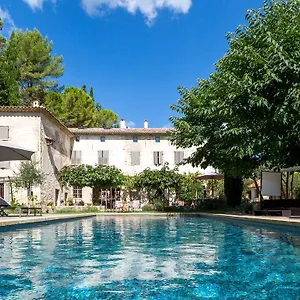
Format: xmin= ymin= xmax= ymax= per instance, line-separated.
xmin=27 ymin=188 xmax=31 ymax=207
xmin=224 ymin=174 xmax=243 ymax=207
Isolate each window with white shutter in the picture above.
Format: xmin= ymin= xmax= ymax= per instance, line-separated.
xmin=174 ymin=151 xmax=184 ymax=164
xmin=131 ymin=151 xmax=140 ymax=166
xmin=98 ymin=150 xmax=109 ymax=165
xmin=0 ymin=126 xmax=9 ymax=140
xmin=153 ymin=151 xmax=163 ymax=166
xmin=71 ymin=151 xmax=82 ymax=165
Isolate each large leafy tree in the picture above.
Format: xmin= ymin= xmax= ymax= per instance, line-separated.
xmin=170 ymin=0 xmax=300 ymax=206
xmin=8 ymin=28 xmax=64 ymax=105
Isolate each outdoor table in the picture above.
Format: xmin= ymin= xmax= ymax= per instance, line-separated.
xmin=18 ymin=207 xmax=42 ymax=217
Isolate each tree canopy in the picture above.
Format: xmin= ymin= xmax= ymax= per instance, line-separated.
xmin=58 ymin=164 xmax=125 ymax=189
xmin=45 ymin=88 xmax=119 ymax=128
xmin=8 ymin=29 xmax=64 ymax=105
xmin=0 ymin=21 xmax=19 ymax=106
xmin=170 ymin=0 xmax=300 ymax=178
xmin=170 ymin=0 xmax=300 ymax=205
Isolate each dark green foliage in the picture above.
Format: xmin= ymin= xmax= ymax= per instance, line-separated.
xmin=45 ymin=87 xmax=96 ymax=128
xmin=45 ymin=88 xmax=119 ymax=128
xmin=9 ymin=28 xmax=64 ymax=104
xmin=89 ymin=87 xmax=94 ymax=101
xmin=58 ymin=164 xmax=125 ymax=189
xmin=0 ymin=21 xmax=20 ymax=106
xmin=135 ymin=164 xmax=182 ymax=210
xmin=82 ymin=84 xmax=87 ymax=93
xmin=170 ymin=0 xmax=300 ymax=203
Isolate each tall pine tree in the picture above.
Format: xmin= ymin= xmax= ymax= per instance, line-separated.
xmin=9 ymin=29 xmax=64 ymax=105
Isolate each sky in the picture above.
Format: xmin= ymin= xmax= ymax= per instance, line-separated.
xmin=0 ymin=0 xmax=264 ymax=128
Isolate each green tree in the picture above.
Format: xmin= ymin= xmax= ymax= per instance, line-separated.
xmin=45 ymin=87 xmax=96 ymax=128
xmin=82 ymin=84 xmax=87 ymax=93
xmin=13 ymin=161 xmax=44 ymax=206
xmin=135 ymin=164 xmax=182 ymax=210
xmin=170 ymin=0 xmax=300 ymax=206
xmin=179 ymin=173 xmax=203 ymax=203
xmin=58 ymin=164 xmax=125 ymax=204
xmin=95 ymin=109 xmax=118 ymax=128
xmin=0 ymin=21 xmax=20 ymax=106
xmin=89 ymin=87 xmax=94 ymax=101
xmin=9 ymin=28 xmax=64 ymax=105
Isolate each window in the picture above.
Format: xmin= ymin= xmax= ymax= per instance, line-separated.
xmin=71 ymin=150 xmax=82 ymax=165
xmin=0 ymin=161 xmax=10 ymax=169
xmin=174 ymin=151 xmax=184 ymax=164
xmin=73 ymin=187 xmax=82 ymax=199
xmin=153 ymin=151 xmax=163 ymax=166
xmin=133 ymin=137 xmax=138 ymax=143
xmin=131 ymin=151 xmax=140 ymax=166
xmin=155 ymin=137 xmax=160 ymax=143
xmin=0 ymin=126 xmax=9 ymax=140
xmin=98 ymin=150 xmax=109 ymax=165
xmin=100 ymin=136 xmax=105 ymax=142
xmin=75 ymin=136 xmax=80 ymax=142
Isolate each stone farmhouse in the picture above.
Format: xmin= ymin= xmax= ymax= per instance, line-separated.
xmin=0 ymin=103 xmax=210 ymax=207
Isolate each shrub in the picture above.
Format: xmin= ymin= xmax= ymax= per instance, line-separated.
xmin=142 ymin=204 xmax=155 ymax=212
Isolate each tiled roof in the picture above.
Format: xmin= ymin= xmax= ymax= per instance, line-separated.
xmin=69 ymin=128 xmax=173 ymax=135
xmin=0 ymin=106 xmax=73 ymax=136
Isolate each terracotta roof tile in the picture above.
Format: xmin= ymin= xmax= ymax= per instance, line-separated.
xmin=69 ymin=127 xmax=173 ymax=135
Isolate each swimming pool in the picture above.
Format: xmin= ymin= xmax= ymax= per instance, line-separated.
xmin=0 ymin=215 xmax=299 ymax=299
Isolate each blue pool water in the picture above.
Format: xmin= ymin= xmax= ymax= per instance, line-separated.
xmin=0 ymin=216 xmax=299 ymax=299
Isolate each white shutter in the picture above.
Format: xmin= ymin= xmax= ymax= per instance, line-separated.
xmin=153 ymin=152 xmax=158 ymax=165
xmin=174 ymin=151 xmax=184 ymax=164
xmin=0 ymin=126 xmax=9 ymax=140
xmin=98 ymin=151 xmax=103 ymax=165
xmin=76 ymin=151 xmax=82 ymax=164
xmin=102 ymin=150 xmax=109 ymax=165
xmin=159 ymin=152 xmax=163 ymax=165
xmin=71 ymin=151 xmax=76 ymax=164
xmin=131 ymin=151 xmax=140 ymax=166
xmin=72 ymin=151 xmax=81 ymax=165
xmin=174 ymin=152 xmax=178 ymax=164
xmin=180 ymin=151 xmax=184 ymax=162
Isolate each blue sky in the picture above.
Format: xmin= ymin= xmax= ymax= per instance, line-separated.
xmin=0 ymin=0 xmax=263 ymax=128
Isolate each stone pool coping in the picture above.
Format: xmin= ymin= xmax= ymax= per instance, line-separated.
xmin=95 ymin=212 xmax=300 ymax=227
xmin=0 ymin=212 xmax=299 ymax=228
xmin=196 ymin=213 xmax=300 ymax=227
xmin=0 ymin=214 xmax=96 ymax=227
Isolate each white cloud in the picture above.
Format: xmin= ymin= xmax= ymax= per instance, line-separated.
xmin=162 ymin=122 xmax=173 ymax=128
xmin=0 ymin=7 xmax=17 ymax=34
xmin=22 ymin=0 xmax=56 ymax=10
xmin=81 ymin=0 xmax=192 ymax=25
xmin=126 ymin=120 xmax=136 ymax=128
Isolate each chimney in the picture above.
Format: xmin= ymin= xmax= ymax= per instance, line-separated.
xmin=120 ymin=118 xmax=126 ymax=129
xmin=144 ymin=120 xmax=149 ymax=129
xmin=32 ymin=99 xmax=40 ymax=108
